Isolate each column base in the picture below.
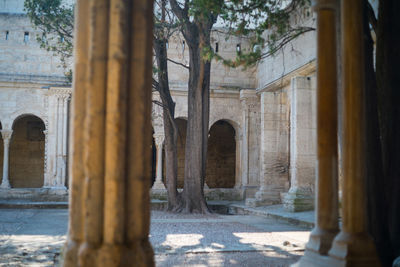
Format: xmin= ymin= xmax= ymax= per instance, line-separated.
xmin=152 ymin=181 xmax=165 ymax=190
xmin=0 ymin=182 xmax=11 ymax=189
xmin=306 ymin=227 xmax=339 ymax=255
xmin=328 ymin=231 xmax=381 ymax=266
xmin=283 ymin=186 xmax=314 ymax=212
xmin=251 ymin=186 xmax=283 ymax=206
xmin=292 ymin=249 xmax=333 ymax=267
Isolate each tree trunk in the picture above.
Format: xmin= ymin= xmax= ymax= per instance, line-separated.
xmin=154 ymin=38 xmax=181 ymax=210
xmin=180 ymin=24 xmax=211 ymax=213
xmin=374 ymin=0 xmax=400 ymax=263
xmin=363 ymin=2 xmax=392 ymax=265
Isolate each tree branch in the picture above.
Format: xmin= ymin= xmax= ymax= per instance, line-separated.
xmin=167 ymin=58 xmax=189 ymax=69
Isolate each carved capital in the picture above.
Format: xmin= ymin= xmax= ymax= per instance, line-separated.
xmin=153 ymin=134 xmax=164 ymax=147
xmin=240 ymin=89 xmax=258 ymax=102
xmin=1 ymin=129 xmax=13 ymax=141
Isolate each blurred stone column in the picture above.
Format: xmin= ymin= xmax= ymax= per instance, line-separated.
xmin=0 ymin=130 xmax=12 ymax=188
xmin=328 ymin=0 xmax=380 ymax=265
xmin=63 ymin=0 xmax=155 ymax=266
xmin=294 ymin=1 xmax=340 ymax=265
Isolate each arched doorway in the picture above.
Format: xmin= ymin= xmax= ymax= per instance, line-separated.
xmin=176 ymin=118 xmax=187 ymax=189
xmin=0 ymin=121 xmax=3 ymax=186
xmin=10 ymin=115 xmax=45 ymax=188
xmin=206 ymin=120 xmax=236 ymax=188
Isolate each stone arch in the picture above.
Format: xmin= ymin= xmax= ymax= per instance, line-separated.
xmin=9 ymin=114 xmax=46 ymax=188
xmin=10 ymin=110 xmax=47 ymax=128
xmin=209 ymin=117 xmax=240 ymax=134
xmin=206 ymin=120 xmax=236 ymax=188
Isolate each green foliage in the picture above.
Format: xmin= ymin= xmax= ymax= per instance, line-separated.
xmin=24 ymin=0 xmax=74 ymax=81
xmin=215 ymin=0 xmax=314 ymax=68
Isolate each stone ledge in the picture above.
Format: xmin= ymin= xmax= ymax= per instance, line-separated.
xmin=229 ymin=203 xmax=315 ymax=229
xmin=0 ymin=200 xmax=68 ymax=209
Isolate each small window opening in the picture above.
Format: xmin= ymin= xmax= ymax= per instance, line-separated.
xmin=215 ymin=42 xmax=219 ymax=53
xmin=5 ymin=31 xmax=9 ymax=40
xmin=236 ymin=44 xmax=241 ymax=54
xmin=24 ymin=32 xmax=29 ymax=43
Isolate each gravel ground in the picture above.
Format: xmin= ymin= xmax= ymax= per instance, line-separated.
xmin=0 ymin=209 xmax=309 ymax=266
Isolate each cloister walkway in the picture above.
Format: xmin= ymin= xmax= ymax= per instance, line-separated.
xmin=0 ymin=208 xmax=310 ymax=266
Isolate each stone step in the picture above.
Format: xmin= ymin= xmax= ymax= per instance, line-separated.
xmin=0 ymin=201 xmax=68 ymax=209
xmin=0 ymin=199 xmax=315 ymax=230
xmin=228 ymin=203 xmax=315 ymax=229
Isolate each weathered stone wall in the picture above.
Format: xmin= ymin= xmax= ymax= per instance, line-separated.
xmin=256 ymin=15 xmax=316 ymax=90
xmin=167 ymin=32 xmax=256 ymax=89
xmin=9 ymin=115 xmax=45 ymax=188
xmin=0 ymin=14 xmax=66 ymax=79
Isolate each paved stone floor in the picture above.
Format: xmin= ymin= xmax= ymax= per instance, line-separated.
xmin=0 ymin=209 xmax=309 ymax=266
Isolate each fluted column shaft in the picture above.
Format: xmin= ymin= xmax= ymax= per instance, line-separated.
xmin=63 ymin=0 xmax=155 ymax=266
xmin=308 ymin=0 xmax=339 ymax=254
xmin=0 ymin=130 xmax=13 ymax=188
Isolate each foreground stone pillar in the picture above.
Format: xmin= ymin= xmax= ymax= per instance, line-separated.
xmin=63 ymin=0 xmax=155 ymax=266
xmin=152 ymin=134 xmax=165 ymax=189
xmin=328 ymin=0 xmax=380 ymax=265
xmin=284 ymin=76 xmax=316 ymax=212
xmin=294 ymin=1 xmax=340 ymax=265
xmin=0 ymin=130 xmax=12 ymax=188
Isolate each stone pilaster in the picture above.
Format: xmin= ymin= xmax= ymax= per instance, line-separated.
xmin=152 ymin=134 xmax=165 ymax=190
xmin=0 ymin=129 xmax=13 ymax=188
xmin=252 ymin=90 xmax=289 ymax=206
xmin=234 ymin=133 xmax=242 ymax=189
xmin=63 ymin=0 xmax=155 ymax=266
xmin=284 ymin=76 xmax=316 ymax=212
xmin=240 ymin=89 xmax=260 ymax=198
xmin=45 ymin=88 xmax=71 ymax=188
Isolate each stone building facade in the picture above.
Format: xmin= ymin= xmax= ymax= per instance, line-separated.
xmin=0 ymin=0 xmax=317 ymax=211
